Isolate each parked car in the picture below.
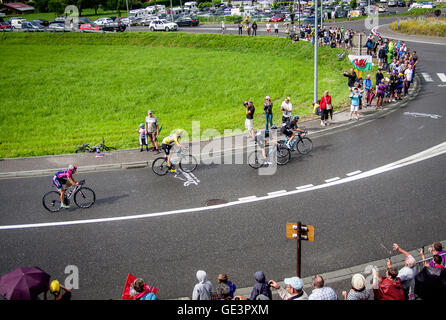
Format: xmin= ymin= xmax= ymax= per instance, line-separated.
xmin=19 ymin=21 xmax=44 ymax=31
xmin=48 ymin=23 xmax=70 ymax=32
xmin=102 ymin=20 xmax=126 ymax=32
xmin=94 ymin=17 xmax=114 ymax=26
xmin=271 ymin=14 xmax=286 ymax=22
xmin=378 ymin=5 xmax=387 ymax=12
xmin=80 ymin=23 xmax=102 ymax=32
xmin=388 ymin=0 xmax=397 ymax=6
xmin=76 ymin=17 xmax=92 ymax=28
xmin=32 ymin=19 xmax=49 ymax=26
xmin=148 ymin=19 xmax=178 ymax=31
xmin=54 ymin=16 xmax=66 ymax=23
xmin=175 ymin=16 xmax=199 ymax=26
xmin=397 ymin=0 xmax=406 ymax=6
xmin=0 ymin=21 xmax=12 ymax=31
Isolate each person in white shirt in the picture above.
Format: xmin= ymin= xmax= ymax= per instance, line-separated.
xmin=281 ymin=97 xmax=293 ymax=124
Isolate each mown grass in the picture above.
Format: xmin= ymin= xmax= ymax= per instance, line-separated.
xmin=0 ymin=32 xmax=351 ymax=158
xmin=389 ymin=17 xmax=446 ymax=37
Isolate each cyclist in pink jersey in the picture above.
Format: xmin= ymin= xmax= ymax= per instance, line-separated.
xmin=52 ymin=164 xmax=78 ymax=209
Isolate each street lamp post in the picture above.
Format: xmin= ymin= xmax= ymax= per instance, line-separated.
xmin=314 ymin=0 xmax=318 ymax=104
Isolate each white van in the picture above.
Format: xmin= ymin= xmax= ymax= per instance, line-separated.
xmin=10 ymin=17 xmax=26 ymax=29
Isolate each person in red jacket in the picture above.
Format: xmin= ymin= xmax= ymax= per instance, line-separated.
xmin=372 ymin=266 xmax=405 ymax=300
xmin=319 ymin=90 xmax=333 ymax=126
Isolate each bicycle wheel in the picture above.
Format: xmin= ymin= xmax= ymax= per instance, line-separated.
xmin=152 ymin=157 xmax=169 ymax=176
xmin=179 ymin=155 xmax=198 ymax=173
xmin=42 ymin=191 xmax=61 ymax=212
xmin=276 ymin=147 xmax=291 ymax=165
xmin=74 ymin=187 xmax=96 ymax=209
xmin=297 ymin=137 xmax=313 ymax=155
xmin=248 ymin=149 xmax=263 ymax=169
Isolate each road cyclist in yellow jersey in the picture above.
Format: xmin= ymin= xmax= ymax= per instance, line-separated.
xmin=161 ymin=130 xmax=186 ymax=173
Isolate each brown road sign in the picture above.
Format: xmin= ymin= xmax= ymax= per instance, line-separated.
xmin=286 ymin=223 xmax=314 ymax=242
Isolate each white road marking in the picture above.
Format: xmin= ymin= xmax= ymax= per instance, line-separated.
xmin=422 ymin=73 xmax=434 ymax=82
xmin=238 ymin=196 xmax=257 ymax=201
xmin=325 ymin=177 xmax=340 ymax=183
xmin=2 ymin=141 xmax=446 ymax=231
xmin=267 ymin=190 xmax=287 ymax=196
xmin=296 ymin=184 xmax=314 ymax=190
xmin=404 ymin=112 xmax=442 ymax=119
xmin=346 ymin=170 xmax=362 ymax=176
xmin=437 ymin=73 xmax=446 ymax=83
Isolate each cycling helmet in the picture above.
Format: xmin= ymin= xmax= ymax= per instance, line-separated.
xmin=49 ymin=280 xmax=60 ymax=294
xmin=139 ymin=123 xmax=145 ymax=127
xmin=68 ymin=164 xmax=78 ymax=171
xmin=293 ymin=115 xmax=300 ymax=121
xmin=175 ymin=129 xmax=184 ymax=137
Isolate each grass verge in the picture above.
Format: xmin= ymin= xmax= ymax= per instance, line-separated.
xmin=389 ymin=17 xmax=446 ymax=37
xmin=0 ymin=32 xmax=352 ymax=158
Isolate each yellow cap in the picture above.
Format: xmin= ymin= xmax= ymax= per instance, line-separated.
xmin=49 ymin=280 xmax=60 ymax=294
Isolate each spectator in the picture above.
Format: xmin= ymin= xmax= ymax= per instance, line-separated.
xmin=281 ymin=97 xmax=293 ymax=124
xmin=266 ymin=21 xmax=271 ymax=36
xmin=213 ymin=283 xmax=232 ymax=300
xmin=389 ymin=243 xmax=417 ymax=300
xmin=238 ymin=21 xmax=243 ymax=35
xmin=320 ymin=90 xmax=332 ymax=126
xmin=192 ymin=270 xmax=213 ymax=300
xmin=244 ymin=100 xmax=255 ymax=140
xmin=145 ymin=110 xmax=160 ymax=154
xmin=252 ymin=21 xmax=257 ymax=36
xmin=375 ymin=68 xmax=384 ymax=88
xmin=269 ymin=276 xmax=308 ymax=300
xmin=130 ymin=278 xmax=156 ymax=300
xmin=221 ymin=20 xmax=225 ymax=34
xmin=375 ymin=79 xmax=386 ymax=110
xmin=372 ymin=266 xmax=405 ymax=300
xmin=263 ymin=96 xmax=273 ymax=133
xmin=363 ymin=74 xmax=372 ymax=107
xmin=246 ymin=20 xmax=251 ymax=36
xmin=343 ymin=69 xmax=357 ymax=90
xmin=217 ymin=274 xmax=237 ymax=298
xmin=45 ymin=280 xmax=71 ymax=300
xmin=137 ymin=123 xmax=149 ymax=152
xmin=414 ymin=264 xmax=446 ymax=300
xmin=249 ymin=271 xmax=272 ymax=300
xmin=274 ymin=22 xmax=279 ymax=36
xmin=349 ymin=87 xmax=362 ymax=121
xmin=308 ymin=275 xmax=337 ymax=300
xmin=341 ymin=274 xmax=370 ymax=300
xmin=428 ymin=242 xmax=446 ymax=267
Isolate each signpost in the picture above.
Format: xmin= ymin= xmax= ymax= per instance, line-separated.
xmin=286 ymin=222 xmax=314 ymax=277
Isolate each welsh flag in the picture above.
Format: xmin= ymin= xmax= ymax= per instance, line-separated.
xmin=348 ymin=55 xmax=373 ymax=71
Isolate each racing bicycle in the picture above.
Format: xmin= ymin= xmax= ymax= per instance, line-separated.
xmin=42 ymin=180 xmax=96 ymax=212
xmin=278 ymin=131 xmax=313 ymax=155
xmin=152 ymin=148 xmax=198 ymax=176
xmin=248 ymin=144 xmax=291 ymax=169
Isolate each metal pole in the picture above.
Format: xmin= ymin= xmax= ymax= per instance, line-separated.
xmin=297 ymin=221 xmax=302 ymax=277
xmin=320 ymin=0 xmax=323 ymax=30
xmin=125 ymin=0 xmax=131 ymax=32
xmin=358 ymin=32 xmax=361 ymax=55
xmin=314 ymin=0 xmax=318 ymax=104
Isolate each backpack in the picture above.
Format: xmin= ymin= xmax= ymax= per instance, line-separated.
xmin=140 ymin=292 xmax=157 ymax=300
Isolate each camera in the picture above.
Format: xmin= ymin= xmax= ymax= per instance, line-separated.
xmin=243 ymin=101 xmax=248 ymax=107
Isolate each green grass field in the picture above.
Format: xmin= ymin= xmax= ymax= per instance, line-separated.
xmin=0 ymin=32 xmax=352 ymax=158
xmin=390 ymin=17 xmax=446 ymax=37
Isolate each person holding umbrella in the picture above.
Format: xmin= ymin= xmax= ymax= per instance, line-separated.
xmin=0 ymin=266 xmax=50 ymax=300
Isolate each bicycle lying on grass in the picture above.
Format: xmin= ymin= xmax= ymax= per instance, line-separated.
xmin=278 ymin=131 xmax=313 ymax=155
xmin=152 ymin=148 xmax=198 ymax=176
xmin=75 ymin=137 xmax=116 ymax=153
xmin=42 ymin=180 xmax=96 ymax=212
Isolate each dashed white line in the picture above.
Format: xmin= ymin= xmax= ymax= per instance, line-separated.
xmin=267 ymin=190 xmax=287 ymax=196
xmin=437 ymin=73 xmax=446 ymax=83
xmin=346 ymin=170 xmax=362 ymax=177
xmin=325 ymin=177 xmax=340 ymax=183
xmin=296 ymin=184 xmax=314 ymax=190
xmin=422 ymin=73 xmax=434 ymax=82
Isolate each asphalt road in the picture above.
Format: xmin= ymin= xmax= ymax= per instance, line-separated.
xmin=1 ymin=18 xmax=445 ymax=300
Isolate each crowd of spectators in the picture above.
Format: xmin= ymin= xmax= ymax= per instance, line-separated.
xmin=186 ymin=241 xmax=445 ymax=301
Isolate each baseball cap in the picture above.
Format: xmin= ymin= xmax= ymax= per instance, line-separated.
xmin=265 ymin=96 xmax=270 ymax=100
xmin=284 ymin=277 xmax=304 ymax=291
xmin=148 ymin=110 xmax=152 ymax=114
xmin=351 ymin=274 xmax=366 ymax=291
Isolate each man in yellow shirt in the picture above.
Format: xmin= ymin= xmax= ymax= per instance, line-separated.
xmin=161 ymin=130 xmax=186 ymax=173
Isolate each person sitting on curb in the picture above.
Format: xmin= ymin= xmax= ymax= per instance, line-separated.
xmin=269 ymin=276 xmax=308 ymax=300
xmin=308 ymin=275 xmax=337 ymax=300
xmin=372 ymin=266 xmax=405 ymax=300
xmin=342 ymin=274 xmax=370 ymax=300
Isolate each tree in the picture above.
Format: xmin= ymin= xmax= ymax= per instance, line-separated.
xmin=350 ymin=0 xmax=357 ymax=9
xmin=47 ymin=0 xmax=66 ymax=14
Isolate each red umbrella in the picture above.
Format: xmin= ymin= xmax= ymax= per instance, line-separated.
xmin=0 ymin=266 xmax=51 ymax=300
